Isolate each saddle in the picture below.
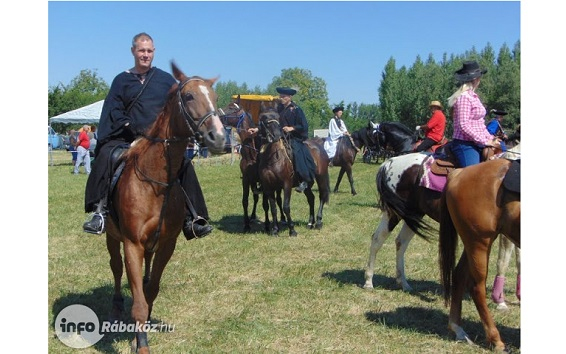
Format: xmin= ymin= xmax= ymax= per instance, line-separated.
xmin=430 ymin=142 xmax=496 ymax=176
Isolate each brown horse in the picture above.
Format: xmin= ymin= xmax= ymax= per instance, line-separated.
xmin=258 ymin=109 xmax=330 ymax=236
xmin=105 ymin=63 xmax=225 ymax=353
xmin=439 ymin=157 xmax=520 ymax=351
xmin=313 ymin=135 xmax=360 ymax=195
xmin=220 ymin=98 xmax=262 ymax=232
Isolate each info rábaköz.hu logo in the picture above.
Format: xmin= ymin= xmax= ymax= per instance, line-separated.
xmin=54 ymin=304 xmax=175 ymax=348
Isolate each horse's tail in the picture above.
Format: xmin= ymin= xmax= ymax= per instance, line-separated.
xmin=376 ymin=162 xmax=433 ymax=240
xmin=438 ymin=187 xmax=458 ymax=306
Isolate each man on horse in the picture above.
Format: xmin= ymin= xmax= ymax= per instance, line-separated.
xmin=276 ymin=87 xmax=316 ymax=193
xmin=82 ymin=32 xmax=213 ymax=240
xmin=486 ymin=109 xmax=509 ymax=152
xmin=415 ymin=100 xmax=446 ymax=152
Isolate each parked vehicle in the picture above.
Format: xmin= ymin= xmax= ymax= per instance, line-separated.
xmin=48 ymin=126 xmax=62 ymax=149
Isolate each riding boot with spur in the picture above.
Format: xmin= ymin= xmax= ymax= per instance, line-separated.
xmin=83 ymin=197 xmax=107 ymax=235
xmin=183 ymin=216 xmax=213 ymax=240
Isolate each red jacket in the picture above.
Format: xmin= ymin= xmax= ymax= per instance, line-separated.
xmin=77 ymin=131 xmax=90 ymax=150
xmin=424 ymin=110 xmax=446 ymax=142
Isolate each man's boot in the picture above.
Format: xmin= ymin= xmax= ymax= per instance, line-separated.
xmin=83 ymin=199 xmax=107 ymax=235
xmin=183 ymin=216 xmax=213 ymax=240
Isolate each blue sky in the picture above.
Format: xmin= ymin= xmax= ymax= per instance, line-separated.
xmin=48 ymin=1 xmax=520 ymax=106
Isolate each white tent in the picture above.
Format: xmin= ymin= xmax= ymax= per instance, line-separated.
xmin=49 ymin=100 xmax=104 ymax=124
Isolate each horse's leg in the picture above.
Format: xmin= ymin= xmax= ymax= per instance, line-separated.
xmin=282 ymin=186 xmax=296 ymax=237
xmin=122 ymin=240 xmax=151 ymax=354
xmin=242 ymin=179 xmax=252 ymax=233
xmin=143 ymin=251 xmax=153 ymax=285
xmin=448 ymin=251 xmax=475 ymax=345
xmin=144 ymin=238 xmax=177 ymax=320
xmin=315 ymin=190 xmax=325 ymax=230
xmin=333 ymin=167 xmax=346 ymax=193
xmin=262 ymin=193 xmax=270 ymax=233
xmin=251 ymin=192 xmax=259 ymax=222
xmin=345 ymin=165 xmax=356 ymax=196
xmin=364 ymin=213 xmax=399 ymax=289
xmin=394 ymin=223 xmax=416 ymax=291
xmin=304 ymin=187 xmax=316 ymax=230
xmin=106 ymin=234 xmax=125 ymax=321
xmin=464 ymin=236 xmax=506 ymax=351
xmin=491 ymin=235 xmax=514 ymax=309
xmin=276 ymin=190 xmax=286 ymax=224
xmin=268 ymin=193 xmax=280 ymax=236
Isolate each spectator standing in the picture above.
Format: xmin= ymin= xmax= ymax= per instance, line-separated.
xmin=74 ymin=125 xmax=91 ymax=175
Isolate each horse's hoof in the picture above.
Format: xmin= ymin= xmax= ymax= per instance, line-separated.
xmin=289 ymin=230 xmax=297 ymax=237
xmin=315 ymin=222 xmax=323 ymax=230
xmin=352 ymin=191 xmax=357 ymax=196
xmin=307 ymin=223 xmax=314 ymax=229
xmin=363 ymin=283 xmax=374 ymax=290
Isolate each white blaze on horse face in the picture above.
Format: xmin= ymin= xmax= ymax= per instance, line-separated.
xmin=198 ymin=84 xmax=225 ymax=134
xmin=383 ymin=153 xmax=427 ymax=191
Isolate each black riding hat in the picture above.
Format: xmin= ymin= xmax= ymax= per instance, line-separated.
xmin=491 ymin=109 xmax=508 ymax=116
xmin=332 ymin=106 xmax=344 ymax=113
xmin=455 ymin=60 xmax=487 ymax=82
xmin=276 ymin=87 xmax=297 ymax=96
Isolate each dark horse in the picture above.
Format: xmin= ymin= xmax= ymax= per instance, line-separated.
xmin=364 ymin=129 xmax=520 ymax=291
xmin=313 ymin=134 xmax=360 ymax=195
xmin=351 ymin=121 xmax=383 ymax=163
xmin=439 ymin=157 xmax=520 ymax=351
xmin=220 ymin=97 xmax=285 ymax=232
xmin=258 ymin=108 xmax=330 ymax=236
xmin=105 ymin=63 xmax=225 ymax=353
xmin=375 ymin=121 xmax=447 ymax=156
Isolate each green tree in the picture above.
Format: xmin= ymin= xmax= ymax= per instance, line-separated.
xmin=268 ymin=68 xmax=329 ymax=133
xmin=48 ymin=69 xmax=109 ymax=130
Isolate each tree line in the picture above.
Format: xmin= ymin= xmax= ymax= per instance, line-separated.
xmin=49 ymin=40 xmax=520 ymax=137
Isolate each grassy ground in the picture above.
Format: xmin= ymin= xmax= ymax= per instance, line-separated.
xmin=47 ymin=150 xmax=520 ymax=353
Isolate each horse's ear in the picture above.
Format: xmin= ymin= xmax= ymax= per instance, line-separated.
xmin=209 ymin=75 xmax=220 ymax=86
xmin=170 ymin=61 xmax=186 ymax=82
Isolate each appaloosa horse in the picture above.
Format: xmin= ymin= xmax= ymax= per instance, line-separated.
xmin=104 ymin=63 xmax=225 ymax=353
xmin=364 ymin=133 xmax=519 ymax=292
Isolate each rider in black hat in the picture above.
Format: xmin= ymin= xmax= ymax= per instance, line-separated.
xmin=486 ymin=109 xmax=509 ymax=152
xmin=276 ymin=87 xmax=315 ymax=193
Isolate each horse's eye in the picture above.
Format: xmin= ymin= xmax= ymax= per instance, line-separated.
xmin=184 ymin=92 xmax=194 ymax=101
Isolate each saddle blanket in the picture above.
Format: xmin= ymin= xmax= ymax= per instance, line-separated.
xmin=419 ymin=155 xmax=447 ymax=192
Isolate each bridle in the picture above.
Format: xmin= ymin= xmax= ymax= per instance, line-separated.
xmin=176 ymin=77 xmax=219 ymax=144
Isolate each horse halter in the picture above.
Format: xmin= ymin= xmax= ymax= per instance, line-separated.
xmin=176 ymin=77 xmax=219 ymax=144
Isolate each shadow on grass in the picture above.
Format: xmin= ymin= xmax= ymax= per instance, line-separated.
xmin=322 ymin=269 xmax=442 ymax=303
xmin=365 ymin=306 xmax=520 ymax=351
xmin=51 ymin=285 xmax=170 ymax=353
xmin=215 ymin=213 xmax=318 ymax=236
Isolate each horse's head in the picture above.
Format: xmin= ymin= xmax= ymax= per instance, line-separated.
xmin=171 ymin=62 xmax=225 ymax=153
xmin=258 ymin=109 xmax=282 ymax=144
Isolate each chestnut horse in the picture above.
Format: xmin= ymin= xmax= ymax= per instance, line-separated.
xmin=439 ymin=157 xmax=520 ymax=351
xmin=105 ymin=63 xmax=225 ymax=353
xmin=220 ymin=97 xmax=285 ymax=232
xmin=364 ymin=133 xmax=520 ymax=291
xmin=257 ymin=109 xmax=330 ymax=236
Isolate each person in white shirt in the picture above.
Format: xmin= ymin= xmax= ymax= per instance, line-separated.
xmin=324 ymin=106 xmax=350 ymax=159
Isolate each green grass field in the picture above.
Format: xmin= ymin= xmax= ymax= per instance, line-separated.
xmin=48 ymin=150 xmax=520 ymax=353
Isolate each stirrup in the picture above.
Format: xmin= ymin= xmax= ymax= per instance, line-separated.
xmin=83 ymin=212 xmax=106 ymax=235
